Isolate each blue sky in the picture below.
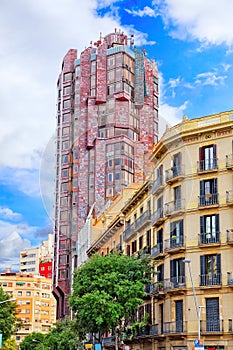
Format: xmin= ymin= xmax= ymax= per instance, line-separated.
xmin=0 ymin=0 xmax=233 ymax=271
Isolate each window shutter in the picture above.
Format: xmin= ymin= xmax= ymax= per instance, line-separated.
xmin=215 ymin=214 xmax=219 ymax=233
xmin=170 ymin=222 xmax=175 ymax=238
xmin=200 ymin=255 xmax=206 ymax=275
xmin=213 ymin=178 xmax=218 ymax=193
xmin=180 ymin=219 xmax=184 ymax=236
xmin=213 ymin=144 xmax=217 ymax=158
xmin=126 ymin=245 xmax=130 ymax=256
xmin=170 ymin=260 xmax=175 ymax=278
xmin=200 ymin=216 xmax=205 ymax=233
xmin=200 ymin=180 xmax=204 ymax=196
xmin=199 ymin=147 xmax=204 ymax=161
xmin=216 ymin=254 xmax=221 ymax=274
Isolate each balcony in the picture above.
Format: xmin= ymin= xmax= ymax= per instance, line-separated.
xmin=197 ymin=158 xmax=218 ymax=173
xmin=151 ymin=208 xmax=165 ymax=226
xmin=134 ymin=210 xmax=151 ymax=232
xmin=227 ymin=229 xmax=233 ymax=244
xmin=200 ymin=319 xmax=223 ymax=333
xmin=149 ymin=281 xmax=165 ymax=295
xmin=163 ymin=321 xmax=187 ymax=334
xmin=164 ymin=198 xmax=185 ymax=217
xmin=226 ymin=154 xmax=233 ymax=168
xmin=152 ymin=176 xmax=164 ymax=195
xmin=198 ymin=193 xmax=219 ymax=208
xmin=198 ymin=231 xmax=220 ymax=245
xmin=164 ymin=236 xmax=185 ymax=253
xmin=151 ymin=243 xmax=164 ymax=258
xmin=163 ymin=276 xmax=186 ymax=291
xmin=165 ymin=165 xmax=185 ymax=184
xmin=226 ymin=190 xmax=233 ymax=204
xmin=200 ymin=273 xmax=222 ymax=287
xmin=123 ymin=223 xmax=136 ymax=241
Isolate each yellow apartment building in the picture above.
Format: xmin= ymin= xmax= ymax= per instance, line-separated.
xmin=87 ymin=110 xmax=233 ymax=350
xmin=149 ymin=110 xmax=233 ymax=350
xmin=0 ymin=270 xmax=56 ymax=344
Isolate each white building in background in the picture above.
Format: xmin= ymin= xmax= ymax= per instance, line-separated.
xmin=20 ymin=234 xmax=53 ymax=275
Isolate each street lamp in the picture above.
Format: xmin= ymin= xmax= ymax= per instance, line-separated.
xmin=0 ymin=298 xmax=16 ymax=305
xmin=33 ymin=339 xmax=44 ymax=350
xmin=183 ymin=259 xmax=204 ymax=342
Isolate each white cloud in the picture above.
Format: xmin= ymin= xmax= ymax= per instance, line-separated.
xmin=0 ymin=230 xmax=31 ymax=272
xmin=195 ymin=71 xmax=227 ymax=86
xmin=159 ymin=101 xmax=188 ymax=136
xmin=0 ymin=208 xmax=22 ymax=221
xmin=125 ymin=6 xmax=157 ymax=18
xmin=0 ymin=167 xmax=41 ymax=197
xmin=154 ymin=0 xmax=233 ymax=46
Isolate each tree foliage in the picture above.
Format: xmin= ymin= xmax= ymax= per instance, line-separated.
xmin=69 ymin=252 xmax=152 ymax=339
xmin=19 ymin=332 xmax=45 ymax=350
xmin=45 ymin=318 xmax=83 ymax=350
xmin=0 ymin=287 xmax=19 ymax=342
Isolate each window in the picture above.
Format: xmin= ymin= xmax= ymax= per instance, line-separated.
xmin=199 ymin=178 xmax=218 ymax=206
xmin=18 ymin=291 xmax=22 ymax=296
xmin=170 ymin=220 xmax=184 ymax=247
xmin=26 ymin=291 xmax=31 ymax=296
xmin=41 ymin=267 xmax=45 ymax=271
xmin=63 ymin=100 xmax=71 ymax=109
xmin=200 ymin=254 xmax=221 ymax=286
xmin=62 ymin=127 xmax=70 ymax=136
xmin=174 ymin=186 xmax=182 ymax=210
xmin=64 ymin=72 xmax=72 ymax=82
xmin=170 ymin=259 xmax=185 ymax=287
xmin=200 ymin=214 xmax=219 ymax=244
xmin=61 ymin=183 xmax=68 ymax=192
xmin=199 ymin=144 xmax=217 ymax=171
xmin=172 ymin=152 xmax=182 ymax=176
xmin=63 ymin=86 xmax=71 ymax=95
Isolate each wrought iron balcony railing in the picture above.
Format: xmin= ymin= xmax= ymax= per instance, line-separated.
xmin=197 ymin=158 xmax=218 ymax=172
xmin=198 ymin=231 xmax=220 ymax=245
xmin=164 ymin=198 xmax=185 ymax=215
xmin=163 ymin=321 xmax=187 ymax=334
xmin=151 ymin=242 xmax=163 ymax=257
xmin=164 ymin=235 xmax=184 ymax=250
xmin=200 ymin=319 xmax=223 ymax=333
xmin=198 ymin=193 xmax=219 ymax=207
xmin=151 ymin=207 xmax=164 ymax=226
xmin=134 ymin=210 xmax=151 ymax=231
xmin=165 ymin=165 xmax=184 ymax=182
xmin=152 ymin=176 xmax=164 ymax=194
xmin=200 ymin=273 xmax=222 ymax=286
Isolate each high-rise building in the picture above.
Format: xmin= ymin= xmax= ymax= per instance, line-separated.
xmin=53 ymin=29 xmax=159 ymax=317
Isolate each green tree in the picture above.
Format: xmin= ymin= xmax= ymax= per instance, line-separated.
xmin=2 ymin=338 xmax=17 ymax=350
xmin=45 ymin=318 xmax=83 ymax=350
xmin=20 ymin=332 xmax=45 ymax=350
xmin=0 ymin=288 xmax=18 ymax=342
xmin=69 ymin=252 xmax=153 ymax=347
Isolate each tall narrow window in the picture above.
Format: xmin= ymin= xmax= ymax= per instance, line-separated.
xmin=200 ymin=254 xmax=221 ymax=286
xmin=199 ymin=145 xmax=217 ymax=171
